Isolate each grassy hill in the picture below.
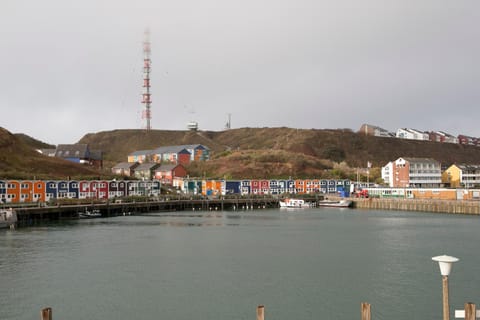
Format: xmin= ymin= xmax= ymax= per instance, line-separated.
xmin=3 ymin=126 xmax=480 ymax=181
xmin=0 ymin=127 xmax=108 ymax=180
xmin=78 ymin=128 xmax=480 ymax=181
xmin=14 ymin=133 xmax=55 ymax=150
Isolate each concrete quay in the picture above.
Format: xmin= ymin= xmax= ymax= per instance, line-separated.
xmin=353 ymin=197 xmax=480 ymax=215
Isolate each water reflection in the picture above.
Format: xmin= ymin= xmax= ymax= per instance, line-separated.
xmin=2 ymin=208 xmax=480 ymax=320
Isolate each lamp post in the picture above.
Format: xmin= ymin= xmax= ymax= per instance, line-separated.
xmin=432 ymin=255 xmax=459 ymax=320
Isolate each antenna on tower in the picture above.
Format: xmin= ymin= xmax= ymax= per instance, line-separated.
xmin=225 ymin=113 xmax=231 ymax=130
xmin=141 ymin=28 xmax=152 ymax=131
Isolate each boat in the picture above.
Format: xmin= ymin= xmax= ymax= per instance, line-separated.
xmin=318 ymin=199 xmax=353 ymax=208
xmin=0 ymin=208 xmax=17 ymax=229
xmin=279 ymin=198 xmax=310 ymax=208
xmin=79 ymin=208 xmax=102 ymax=219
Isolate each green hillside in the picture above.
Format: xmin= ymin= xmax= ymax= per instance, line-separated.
xmin=3 ymin=126 xmax=480 ymax=181
xmin=78 ymin=128 xmax=480 ymax=180
xmin=0 ymin=127 xmax=108 ymax=180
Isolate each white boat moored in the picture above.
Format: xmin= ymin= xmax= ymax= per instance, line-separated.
xmin=0 ymin=208 xmax=17 ymax=229
xmin=279 ymin=198 xmax=310 ymax=208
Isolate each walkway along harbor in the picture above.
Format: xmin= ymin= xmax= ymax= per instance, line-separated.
xmin=9 ymin=195 xmax=480 ymax=224
xmin=352 ymin=197 xmax=480 ymax=215
xmin=12 ymin=197 xmax=289 ymax=224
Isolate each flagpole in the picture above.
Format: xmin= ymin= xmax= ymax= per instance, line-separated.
xmin=367 ymin=161 xmax=371 ymax=187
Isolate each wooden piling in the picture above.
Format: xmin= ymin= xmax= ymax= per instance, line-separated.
xmin=465 ymin=303 xmax=476 ymax=320
xmin=41 ymin=307 xmax=52 ymax=320
xmin=361 ymin=302 xmax=371 ymax=320
xmin=257 ymin=305 xmax=265 ymax=320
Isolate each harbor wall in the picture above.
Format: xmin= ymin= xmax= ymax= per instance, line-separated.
xmin=352 ymin=198 xmax=480 ymax=215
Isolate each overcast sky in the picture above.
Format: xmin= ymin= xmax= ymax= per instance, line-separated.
xmin=1 ymin=0 xmax=479 ymax=145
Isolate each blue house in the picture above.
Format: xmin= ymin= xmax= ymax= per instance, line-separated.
xmin=57 ymin=181 xmax=69 ymax=198
xmin=225 ymin=181 xmax=241 ymax=194
xmin=45 ymin=181 xmax=58 ymax=201
xmin=68 ymin=181 xmax=80 ymax=199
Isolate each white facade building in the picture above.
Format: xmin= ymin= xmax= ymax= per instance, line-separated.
xmin=396 ymin=128 xmax=429 ymax=141
xmin=381 ymin=161 xmax=394 ymax=187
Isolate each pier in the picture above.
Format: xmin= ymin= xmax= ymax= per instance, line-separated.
xmin=9 ymin=196 xmax=480 ymax=225
xmin=12 ymin=197 xmax=303 ymax=224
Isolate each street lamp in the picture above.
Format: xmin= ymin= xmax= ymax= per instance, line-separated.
xmin=432 ymin=255 xmax=459 ymax=320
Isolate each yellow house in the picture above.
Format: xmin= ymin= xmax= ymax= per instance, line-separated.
xmin=443 ymin=164 xmax=480 ymax=188
xmin=442 ymin=164 xmax=461 ymax=187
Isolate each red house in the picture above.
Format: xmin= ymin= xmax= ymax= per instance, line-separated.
xmin=90 ymin=181 xmax=109 ymax=199
xmin=154 ymin=164 xmax=187 ymax=185
xmin=250 ymin=180 xmax=270 ymax=195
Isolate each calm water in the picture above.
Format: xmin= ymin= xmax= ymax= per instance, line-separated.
xmin=1 ymin=208 xmax=480 ymax=320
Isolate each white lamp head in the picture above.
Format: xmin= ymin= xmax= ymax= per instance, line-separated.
xmin=432 ymin=255 xmax=459 ymax=276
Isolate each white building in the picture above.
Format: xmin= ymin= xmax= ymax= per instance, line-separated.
xmin=437 ymin=131 xmax=459 ymax=144
xmin=396 ymin=128 xmax=429 ymax=141
xmin=383 ymin=157 xmax=442 ymax=188
xmin=381 ymin=161 xmax=394 ymax=187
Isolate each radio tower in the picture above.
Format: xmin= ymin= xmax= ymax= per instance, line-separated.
xmin=141 ymin=28 xmax=152 ymax=131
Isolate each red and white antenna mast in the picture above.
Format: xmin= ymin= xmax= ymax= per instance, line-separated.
xmin=141 ymin=28 xmax=152 ymax=131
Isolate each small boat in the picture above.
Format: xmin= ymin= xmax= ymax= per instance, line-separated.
xmin=79 ymin=208 xmax=102 ymax=219
xmin=318 ymin=199 xmax=353 ymax=208
xmin=0 ymin=208 xmax=17 ymax=229
xmin=279 ymin=198 xmax=309 ymax=208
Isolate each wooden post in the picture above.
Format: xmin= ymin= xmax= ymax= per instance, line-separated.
xmin=443 ymin=275 xmax=450 ymax=320
xmin=361 ymin=302 xmax=371 ymax=320
xmin=41 ymin=307 xmax=52 ymax=320
xmin=257 ymin=305 xmax=265 ymax=320
xmin=465 ymin=303 xmax=476 ymax=320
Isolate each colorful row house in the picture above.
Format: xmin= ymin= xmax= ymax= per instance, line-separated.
xmin=178 ymin=179 xmax=351 ymax=196
xmin=127 ymin=144 xmax=210 ymax=165
xmin=154 ymin=164 xmax=187 ymax=185
xmin=113 ymin=162 xmax=187 ymax=183
xmin=0 ymin=180 xmax=161 ymax=204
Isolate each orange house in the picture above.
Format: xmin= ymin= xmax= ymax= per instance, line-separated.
xmin=19 ymin=181 xmax=34 ymax=203
xmin=202 ymin=180 xmax=222 ymax=196
xmin=33 ymin=180 xmax=46 ymax=202
xmin=6 ymin=180 xmax=21 ymax=203
xmin=294 ymin=180 xmax=307 ymax=194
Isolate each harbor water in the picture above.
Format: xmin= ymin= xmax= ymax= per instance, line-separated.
xmin=1 ymin=208 xmax=480 ymax=320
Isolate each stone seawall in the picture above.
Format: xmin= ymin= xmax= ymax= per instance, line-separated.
xmin=352 ymin=198 xmax=480 ymax=215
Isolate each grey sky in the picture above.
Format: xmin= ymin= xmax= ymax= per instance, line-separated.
xmin=1 ymin=0 xmax=479 ymax=145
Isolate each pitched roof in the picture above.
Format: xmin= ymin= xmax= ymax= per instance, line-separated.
xmin=151 ymin=146 xmax=190 ymax=154
xmin=179 ymin=144 xmax=209 ymax=151
xmin=55 ymin=144 xmax=89 ymax=158
xmin=113 ymin=162 xmax=139 ymax=169
xmin=402 ymin=157 xmax=439 ymax=164
xmin=129 ymin=150 xmax=153 ymax=156
xmin=155 ymin=164 xmax=184 ymax=172
xmin=456 ymin=164 xmax=480 ymax=171
xmin=135 ymin=163 xmax=161 ymax=171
